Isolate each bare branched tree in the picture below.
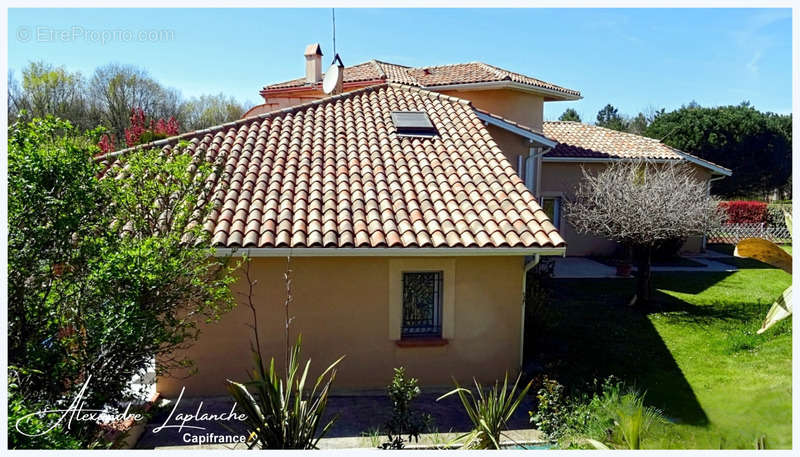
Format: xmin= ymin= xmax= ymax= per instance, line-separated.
xmin=564 ymin=160 xmax=725 ymax=306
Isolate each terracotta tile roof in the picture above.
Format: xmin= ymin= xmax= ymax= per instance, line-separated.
xmin=265 ymin=60 xmax=580 ymax=98
xmin=102 ymin=84 xmax=565 ymax=250
xmin=543 ymin=121 xmax=683 ymax=159
xmin=542 ymin=121 xmax=731 ymax=173
xmin=267 ymin=61 xmax=390 ymax=89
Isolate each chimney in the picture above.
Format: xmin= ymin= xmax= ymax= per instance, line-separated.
xmin=304 ymin=43 xmax=323 ymax=84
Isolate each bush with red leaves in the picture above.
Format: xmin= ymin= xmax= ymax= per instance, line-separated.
xmin=97 ymin=133 xmax=116 ymax=154
xmin=719 ymin=200 xmax=768 ymax=224
xmin=124 ymin=108 xmax=179 ymax=147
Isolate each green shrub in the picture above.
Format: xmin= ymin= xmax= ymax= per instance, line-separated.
xmin=766 ymin=204 xmax=791 ymax=227
xmin=530 ymin=376 xmax=569 ymax=439
xmin=533 ymin=375 xmax=666 ymax=450
xmin=607 ymin=389 xmax=665 ymax=449
xmin=439 ymin=372 xmax=532 ymax=449
xmin=226 ymin=335 xmax=343 ymax=449
xmin=8 ymin=367 xmax=101 ymax=449
xmin=380 ymin=367 xmax=433 ymax=449
xmin=9 ymin=116 xmax=238 ymax=448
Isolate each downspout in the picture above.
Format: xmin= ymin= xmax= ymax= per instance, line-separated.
xmin=703 ymin=175 xmax=726 ymax=250
xmin=520 ymin=254 xmax=540 ymax=368
xmin=530 ymin=144 xmax=551 ymax=199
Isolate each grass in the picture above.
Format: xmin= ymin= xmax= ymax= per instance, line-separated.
xmin=528 ymin=253 xmax=792 ymax=449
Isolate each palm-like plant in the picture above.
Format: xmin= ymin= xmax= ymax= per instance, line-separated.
xmin=437 ymin=373 xmax=531 ymax=449
xmin=226 ymin=336 xmax=343 ymax=449
xmin=609 ymin=390 xmax=664 ymax=449
xmin=734 ymin=211 xmax=792 ymax=333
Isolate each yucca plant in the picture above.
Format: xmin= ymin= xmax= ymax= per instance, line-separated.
xmin=226 ymin=335 xmax=343 ymax=449
xmin=437 ymin=373 xmax=532 ymax=449
xmin=734 ymin=211 xmax=792 ymax=333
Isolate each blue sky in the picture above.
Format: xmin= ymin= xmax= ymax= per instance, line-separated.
xmin=7 ymin=8 xmax=793 ymax=121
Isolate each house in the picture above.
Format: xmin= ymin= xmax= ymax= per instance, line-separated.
xmin=248 ymin=46 xmax=732 ymax=256
xmin=115 ymin=44 xmax=729 ymax=396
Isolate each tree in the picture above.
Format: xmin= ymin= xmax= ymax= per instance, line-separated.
xmin=558 ymin=108 xmax=581 ymax=122
xmin=8 ymin=116 xmax=238 ymax=447
xmin=9 ymin=62 xmax=93 ymax=130
xmin=596 ymin=104 xmax=627 ymax=131
xmin=564 ymin=160 xmax=724 ymax=306
xmin=646 ymin=103 xmax=791 ymax=198
xmin=9 ymin=63 xmax=247 ymax=147
xmin=181 ymin=93 xmax=245 ymax=130
xmin=88 ymin=63 xmax=183 ymax=142
xmin=625 ymin=113 xmax=648 ymax=135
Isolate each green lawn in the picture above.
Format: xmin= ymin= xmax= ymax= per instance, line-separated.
xmin=530 ymin=255 xmax=792 ymax=449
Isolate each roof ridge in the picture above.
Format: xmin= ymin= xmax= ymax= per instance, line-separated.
xmin=478 ymin=62 xmax=512 ymax=80
xmin=587 ymin=123 xmax=662 ymax=142
xmin=99 ymin=83 xmax=391 ymax=160
xmin=374 ymin=60 xmax=421 ymax=86
xmin=372 ymin=59 xmax=411 ymax=68
xmin=413 ymin=61 xmax=477 ymax=71
xmin=370 ymin=59 xmax=388 ymax=79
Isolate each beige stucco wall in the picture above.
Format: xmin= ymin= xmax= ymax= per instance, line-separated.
xmin=540 ymin=161 xmax=713 ymax=256
xmin=157 ymin=256 xmax=525 ymax=397
xmin=486 ymin=124 xmax=530 ymax=175
xmin=439 ymin=89 xmax=544 ymax=131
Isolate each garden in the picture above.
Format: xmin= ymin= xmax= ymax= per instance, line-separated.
xmin=523 ymin=253 xmax=792 ymax=449
xmin=7 ymin=115 xmax=792 ymax=450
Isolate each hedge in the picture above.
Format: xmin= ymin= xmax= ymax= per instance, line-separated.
xmin=719 ymin=201 xmax=768 ymax=224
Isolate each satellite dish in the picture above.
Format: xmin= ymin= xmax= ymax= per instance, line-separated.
xmin=322 ymin=64 xmax=340 ymax=95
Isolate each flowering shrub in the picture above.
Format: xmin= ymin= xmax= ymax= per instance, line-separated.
xmin=719 ymin=201 xmax=768 ymax=224
xmin=124 ymin=108 xmax=179 ymax=147
xmin=97 ymin=134 xmax=116 ymax=154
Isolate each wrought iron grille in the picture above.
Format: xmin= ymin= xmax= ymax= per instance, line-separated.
xmin=401 ymin=271 xmax=443 ymax=338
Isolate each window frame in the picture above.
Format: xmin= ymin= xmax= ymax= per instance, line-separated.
xmin=540 ymin=195 xmax=562 ymax=230
xmin=388 ymin=259 xmax=455 ymax=342
xmin=400 ymin=271 xmax=444 ymax=339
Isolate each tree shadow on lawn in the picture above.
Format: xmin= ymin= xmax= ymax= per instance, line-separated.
xmin=526 ymin=274 xmax=737 ymax=427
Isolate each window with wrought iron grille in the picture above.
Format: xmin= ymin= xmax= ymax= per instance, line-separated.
xmin=401 ymin=271 xmax=443 ymax=338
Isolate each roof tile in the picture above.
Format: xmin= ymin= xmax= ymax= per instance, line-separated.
xmin=543 ymin=121 xmax=730 ymax=174
xmin=265 ymin=60 xmax=580 ymax=98
xmin=102 ymin=84 xmax=564 ymax=250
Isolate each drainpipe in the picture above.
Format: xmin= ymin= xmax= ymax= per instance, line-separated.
xmin=520 ymin=254 xmax=540 ymax=368
xmin=529 ymin=143 xmax=551 ymax=199
xmin=703 ymin=175 xmax=726 ymax=250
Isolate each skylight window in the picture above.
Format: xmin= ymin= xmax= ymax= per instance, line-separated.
xmin=391 ymin=111 xmax=437 ymax=137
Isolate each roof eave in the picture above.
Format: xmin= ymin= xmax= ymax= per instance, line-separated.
xmin=423 ymin=81 xmax=582 ymax=101
xmin=542 ymin=155 xmax=732 ymax=176
xmin=475 ymin=111 xmax=557 ymax=148
xmin=213 ymin=246 xmax=567 ymax=257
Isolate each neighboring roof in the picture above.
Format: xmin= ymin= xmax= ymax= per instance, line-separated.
xmin=264 ymin=60 xmax=580 ymax=99
xmin=542 ymin=121 xmax=732 ymax=175
xmin=101 ymin=83 xmax=565 ymax=250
